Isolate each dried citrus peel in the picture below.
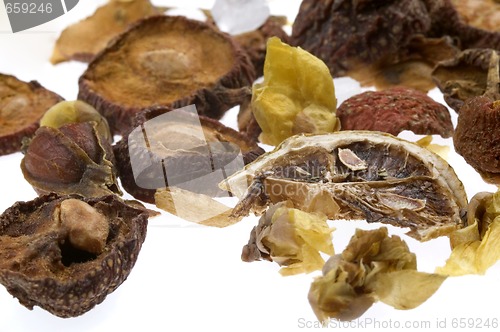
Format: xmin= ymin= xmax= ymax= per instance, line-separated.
xmin=252 ymin=37 xmax=339 ymax=146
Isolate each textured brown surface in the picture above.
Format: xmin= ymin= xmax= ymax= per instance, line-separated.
xmin=0 ymin=194 xmax=148 ymax=318
xmin=78 ymin=15 xmax=255 ymax=135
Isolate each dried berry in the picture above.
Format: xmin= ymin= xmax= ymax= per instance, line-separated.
xmin=0 ymin=194 xmax=149 ymax=318
xmin=21 ymin=121 xmax=121 ymax=197
xmin=78 ymin=15 xmax=255 ymax=134
xmin=114 ymin=106 xmax=264 ymax=203
xmin=222 ymin=131 xmax=467 ymax=241
xmin=337 ymin=87 xmax=453 ymax=137
xmin=453 ymin=51 xmax=500 ymax=184
xmin=51 ymin=0 xmax=163 ymax=64
xmin=0 ymin=74 xmax=63 ymax=156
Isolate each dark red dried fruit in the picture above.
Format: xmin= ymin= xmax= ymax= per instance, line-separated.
xmin=454 ymin=51 xmax=500 ymax=184
xmin=114 ymin=107 xmax=264 ymax=203
xmin=337 ymin=87 xmax=453 ymax=138
xmin=0 ymin=74 xmax=63 ymax=156
xmin=0 ymin=194 xmax=148 ymax=318
xmin=78 ymin=15 xmax=255 ymax=135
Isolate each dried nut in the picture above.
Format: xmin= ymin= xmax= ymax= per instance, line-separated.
xmin=78 ymin=15 xmax=255 ymax=135
xmin=51 ymin=0 xmax=163 ymax=64
xmin=21 ymin=122 xmax=121 ymax=197
xmin=0 ymin=73 xmax=63 ymax=155
xmin=336 ymin=87 xmax=453 ymax=137
xmin=0 ymin=194 xmax=149 ymax=318
xmin=114 ymin=107 xmax=264 ymax=203
xmin=59 ymin=199 xmax=109 ymax=255
xmin=223 ymin=131 xmax=467 ymax=241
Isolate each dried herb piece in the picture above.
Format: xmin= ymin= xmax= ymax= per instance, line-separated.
xmin=114 ymin=107 xmax=264 ymax=203
xmin=0 ymin=74 xmax=63 ymax=156
xmin=78 ymin=15 xmax=255 ymax=134
xmin=415 ymin=135 xmax=450 ymax=160
xmin=0 ymin=194 xmax=149 ymax=318
xmin=308 ymin=227 xmax=446 ymax=322
xmin=242 ymin=202 xmax=334 ymax=276
xmin=450 ymin=0 xmax=500 ymax=32
xmin=222 ymin=131 xmax=467 ymax=241
xmin=252 ymin=37 xmax=339 ymax=146
xmin=337 ymin=87 xmax=453 ymax=138
xmin=437 ymin=191 xmax=500 ymax=276
xmin=453 ymin=51 xmax=500 ymax=184
xmin=433 ymin=49 xmax=498 ymax=112
xmin=51 ymin=0 xmax=164 ymax=64
xmin=21 ymin=121 xmax=121 ymax=197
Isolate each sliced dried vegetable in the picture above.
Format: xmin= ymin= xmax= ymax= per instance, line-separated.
xmin=0 ymin=74 xmax=63 ymax=156
xmin=241 ymin=201 xmax=334 ymax=276
xmin=337 ymin=87 xmax=453 ymax=138
xmin=51 ymin=0 xmax=164 ymax=64
xmin=222 ymin=131 xmax=467 ymax=241
xmin=0 ymin=194 xmax=149 ymax=318
xmin=308 ymin=227 xmax=446 ymax=322
xmin=437 ymin=191 xmax=500 ymax=276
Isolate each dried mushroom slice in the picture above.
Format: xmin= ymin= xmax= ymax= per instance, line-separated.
xmin=0 ymin=74 xmax=63 ymax=156
xmin=51 ymin=0 xmax=164 ymax=64
xmin=222 ymin=131 xmax=467 ymax=241
xmin=114 ymin=107 xmax=264 ymax=203
xmin=0 ymin=194 xmax=149 ymax=318
xmin=78 ymin=15 xmax=255 ymax=135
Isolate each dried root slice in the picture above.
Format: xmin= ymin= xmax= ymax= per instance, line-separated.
xmin=78 ymin=15 xmax=255 ymax=134
xmin=222 ymin=131 xmax=467 ymax=241
xmin=51 ymin=0 xmax=163 ymax=64
xmin=0 ymin=194 xmax=149 ymax=318
xmin=0 ymin=74 xmax=63 ymax=155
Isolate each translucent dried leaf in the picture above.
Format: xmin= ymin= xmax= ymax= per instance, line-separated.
xmin=416 ymin=135 xmax=450 ymax=160
xmin=242 ymin=202 xmax=334 ymax=276
xmin=252 ymin=37 xmax=338 ymax=146
xmin=308 ymin=227 xmax=446 ymax=322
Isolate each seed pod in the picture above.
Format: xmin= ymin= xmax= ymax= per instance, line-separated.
xmin=21 ymin=122 xmax=121 ymax=197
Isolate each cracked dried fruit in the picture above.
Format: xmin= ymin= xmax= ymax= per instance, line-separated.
xmin=222 ymin=131 xmax=467 ymax=241
xmin=242 ymin=201 xmax=334 ymax=276
xmin=0 ymin=194 xmax=148 ymax=318
xmin=337 ymin=87 xmax=453 ymax=137
xmin=0 ymin=74 xmax=63 ymax=156
xmin=252 ymin=37 xmax=339 ymax=146
xmin=78 ymin=15 xmax=255 ymax=134
xmin=308 ymin=227 xmax=446 ymax=322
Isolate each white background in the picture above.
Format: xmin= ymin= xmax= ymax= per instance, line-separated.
xmin=0 ymin=1 xmax=499 ymax=331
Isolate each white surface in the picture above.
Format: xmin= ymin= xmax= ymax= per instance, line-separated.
xmin=0 ymin=1 xmax=499 ymax=332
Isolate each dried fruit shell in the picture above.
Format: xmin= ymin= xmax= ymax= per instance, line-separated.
xmin=78 ymin=15 xmax=256 ymax=134
xmin=0 ymin=74 xmax=63 ymax=155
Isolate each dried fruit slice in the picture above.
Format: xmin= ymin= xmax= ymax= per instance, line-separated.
xmin=337 ymin=87 xmax=453 ymax=137
xmin=51 ymin=0 xmax=164 ymax=64
xmin=222 ymin=131 xmax=467 ymax=241
xmin=78 ymin=15 xmax=255 ymax=134
xmin=0 ymin=74 xmax=63 ymax=155
xmin=0 ymin=194 xmax=149 ymax=318
xmin=114 ymin=107 xmax=264 ymax=203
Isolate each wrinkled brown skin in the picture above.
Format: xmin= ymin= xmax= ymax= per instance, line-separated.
xmin=0 ymin=194 xmax=149 ymax=318
xmin=337 ymin=87 xmax=453 ymax=137
xmin=78 ymin=15 xmax=256 ymax=135
xmin=114 ymin=107 xmax=264 ymax=203
xmin=0 ymin=74 xmax=63 ymax=155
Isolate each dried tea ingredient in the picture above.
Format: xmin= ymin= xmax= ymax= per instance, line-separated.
xmin=0 ymin=194 xmax=149 ymax=318
xmin=437 ymin=191 xmax=500 ymax=276
xmin=336 ymin=87 xmax=453 ymax=138
xmin=242 ymin=201 xmax=334 ymax=276
xmin=78 ymin=15 xmax=255 ymax=134
xmin=51 ymin=0 xmax=164 ymax=64
xmin=252 ymin=37 xmax=339 ymax=146
xmin=0 ymin=74 xmax=63 ymax=156
xmin=308 ymin=227 xmax=446 ymax=322
xmin=450 ymin=0 xmax=500 ymax=32
xmin=21 ymin=121 xmax=121 ymax=197
xmin=222 ymin=131 xmax=467 ymax=241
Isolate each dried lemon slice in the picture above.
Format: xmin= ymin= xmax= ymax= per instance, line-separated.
xmin=221 ymin=131 xmax=467 ymax=241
